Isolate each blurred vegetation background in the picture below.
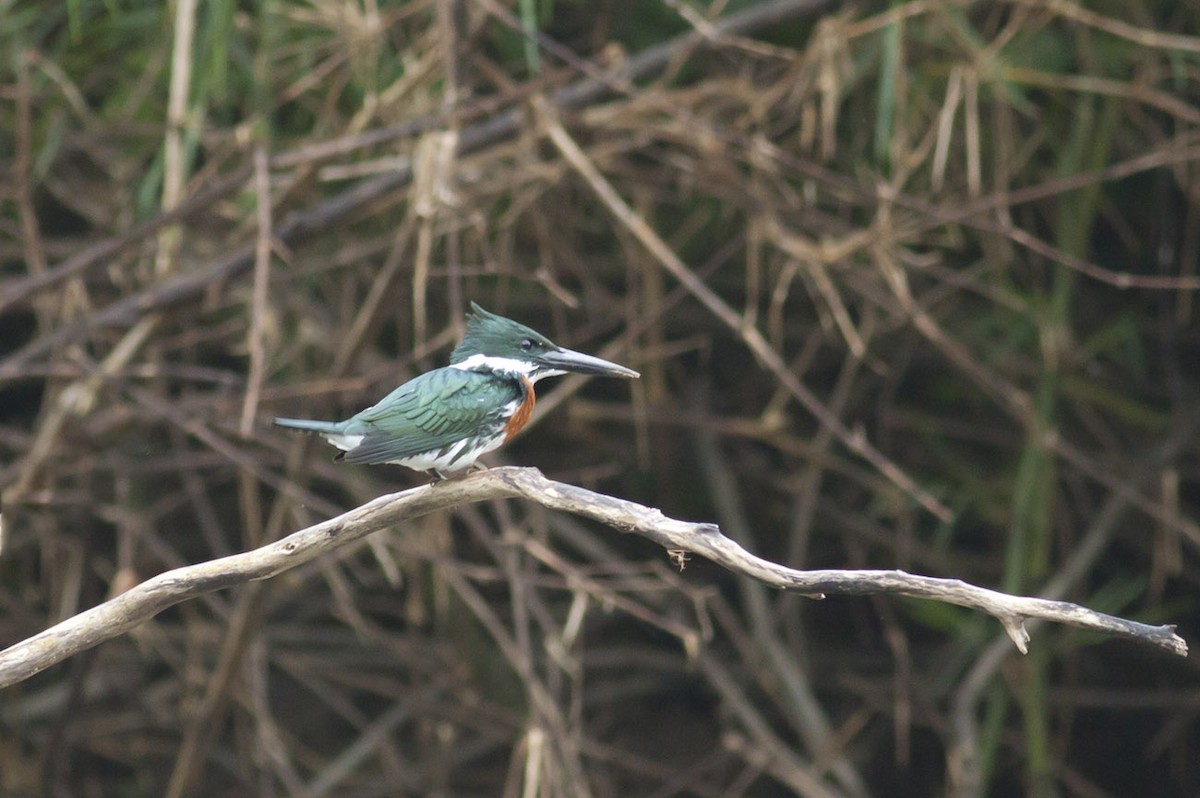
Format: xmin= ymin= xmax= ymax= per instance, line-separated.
xmin=2 ymin=0 xmax=1199 ymax=795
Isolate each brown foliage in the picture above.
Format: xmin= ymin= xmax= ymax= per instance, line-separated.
xmin=2 ymin=1 xmax=1199 ymax=796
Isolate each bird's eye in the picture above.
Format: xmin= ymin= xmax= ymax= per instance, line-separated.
xmin=520 ymin=338 xmax=534 ymax=351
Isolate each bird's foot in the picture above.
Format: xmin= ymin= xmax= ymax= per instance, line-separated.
xmin=427 ymin=463 xmax=488 ymax=486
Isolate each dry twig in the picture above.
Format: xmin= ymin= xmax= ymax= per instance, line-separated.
xmin=0 ymin=468 xmax=1185 ymax=690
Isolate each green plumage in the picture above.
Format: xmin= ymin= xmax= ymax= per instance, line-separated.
xmin=273 ymin=302 xmax=638 ymax=477
xmin=336 ymin=367 xmax=521 ymax=465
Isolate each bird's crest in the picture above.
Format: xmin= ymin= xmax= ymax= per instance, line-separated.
xmin=450 ymin=302 xmax=556 ymax=364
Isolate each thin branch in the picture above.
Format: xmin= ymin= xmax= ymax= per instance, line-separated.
xmin=0 ymin=468 xmax=1185 ymax=690
xmin=238 ymin=145 xmax=275 ymax=438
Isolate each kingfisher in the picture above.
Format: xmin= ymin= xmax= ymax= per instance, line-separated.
xmin=274 ymin=302 xmax=639 ymax=480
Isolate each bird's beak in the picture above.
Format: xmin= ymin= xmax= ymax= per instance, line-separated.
xmin=538 ymin=347 xmax=640 ymax=379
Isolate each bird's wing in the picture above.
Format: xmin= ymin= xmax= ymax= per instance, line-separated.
xmin=339 ymin=368 xmax=520 ymax=465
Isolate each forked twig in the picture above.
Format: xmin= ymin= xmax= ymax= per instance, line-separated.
xmin=0 ymin=468 xmax=1185 ymax=690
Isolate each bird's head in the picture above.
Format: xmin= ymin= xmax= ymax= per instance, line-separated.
xmin=450 ymin=302 xmax=639 ymax=382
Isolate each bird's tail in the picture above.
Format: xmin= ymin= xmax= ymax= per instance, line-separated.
xmin=273 ymin=417 xmax=347 ymax=435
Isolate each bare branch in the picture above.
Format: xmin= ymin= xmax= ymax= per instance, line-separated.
xmin=0 ymin=468 xmax=1186 ymax=689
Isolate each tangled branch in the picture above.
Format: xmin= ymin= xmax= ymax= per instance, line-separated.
xmin=0 ymin=468 xmax=1185 ymax=689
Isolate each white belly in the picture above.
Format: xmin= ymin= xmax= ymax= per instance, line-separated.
xmin=390 ymin=435 xmax=507 ymax=474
